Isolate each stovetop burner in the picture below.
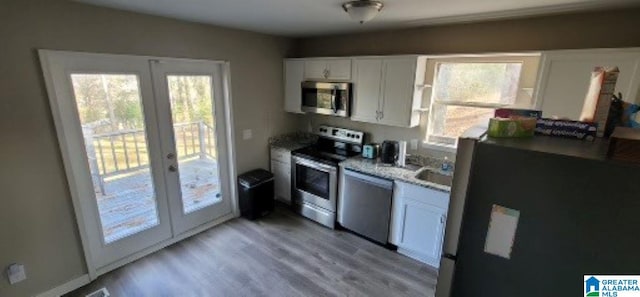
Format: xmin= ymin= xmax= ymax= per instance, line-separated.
xmin=291 ymin=125 xmax=365 ymax=166
xmin=292 ymin=146 xmax=359 ymax=166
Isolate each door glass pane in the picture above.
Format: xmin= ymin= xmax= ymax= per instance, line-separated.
xmin=295 ymin=164 xmax=329 ymax=199
xmin=70 ymin=74 xmax=159 ymax=244
xmin=167 ymin=75 xmax=222 ymax=214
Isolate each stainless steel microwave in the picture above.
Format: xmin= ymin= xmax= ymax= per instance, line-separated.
xmin=301 ymin=81 xmax=351 ymax=117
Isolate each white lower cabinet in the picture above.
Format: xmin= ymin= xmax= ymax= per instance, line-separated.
xmin=270 ymin=147 xmax=291 ymax=204
xmin=390 ymin=181 xmax=449 ymax=268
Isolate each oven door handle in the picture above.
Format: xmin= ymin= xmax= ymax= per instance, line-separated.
xmin=293 ymin=156 xmax=337 ymax=173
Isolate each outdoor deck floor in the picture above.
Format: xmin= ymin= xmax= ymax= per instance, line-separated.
xmin=96 ymin=158 xmax=220 ymax=243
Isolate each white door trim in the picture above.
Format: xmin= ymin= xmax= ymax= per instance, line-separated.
xmin=39 ymin=49 xmax=239 ymax=281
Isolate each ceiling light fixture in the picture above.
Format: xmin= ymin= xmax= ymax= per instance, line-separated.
xmin=342 ymin=0 xmax=384 ymax=24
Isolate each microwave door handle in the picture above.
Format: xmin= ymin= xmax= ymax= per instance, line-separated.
xmin=331 ymin=87 xmax=338 ymax=113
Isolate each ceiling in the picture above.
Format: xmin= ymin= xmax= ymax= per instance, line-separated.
xmin=76 ymin=0 xmax=639 ymax=37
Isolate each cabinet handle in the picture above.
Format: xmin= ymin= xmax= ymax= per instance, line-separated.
xmin=380 ymin=111 xmax=384 ymax=119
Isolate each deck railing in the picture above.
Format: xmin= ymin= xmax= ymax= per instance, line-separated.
xmin=83 ymin=121 xmax=216 ymax=194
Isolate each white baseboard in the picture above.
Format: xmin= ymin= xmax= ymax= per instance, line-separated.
xmin=35 ymin=274 xmax=90 ymax=297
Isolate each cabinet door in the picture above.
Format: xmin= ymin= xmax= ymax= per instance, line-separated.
xmin=351 ymin=58 xmax=383 ymax=123
xmin=399 ymin=198 xmax=446 ymax=267
xmin=271 ymin=160 xmax=291 ymax=204
xmin=379 ymin=58 xmax=419 ymax=127
xmin=535 ymin=49 xmax=640 ymax=120
xmin=304 ymin=59 xmax=328 ymax=80
xmin=326 ymin=59 xmax=352 ymax=80
xmin=284 ymin=60 xmax=304 ymax=113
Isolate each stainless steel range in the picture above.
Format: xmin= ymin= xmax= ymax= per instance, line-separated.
xmin=291 ymin=125 xmax=364 ymax=228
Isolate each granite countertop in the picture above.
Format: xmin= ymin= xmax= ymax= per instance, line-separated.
xmin=339 ymin=156 xmax=453 ymax=193
xmin=269 ymin=132 xmax=317 ymax=151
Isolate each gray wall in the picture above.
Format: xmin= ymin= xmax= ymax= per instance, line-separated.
xmin=292 ymin=7 xmax=640 ymax=160
xmin=293 ymin=8 xmax=640 ymax=56
xmin=0 ymin=1 xmax=295 ymax=296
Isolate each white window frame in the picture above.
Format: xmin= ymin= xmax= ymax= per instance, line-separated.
xmin=423 ymin=53 xmax=541 ymax=150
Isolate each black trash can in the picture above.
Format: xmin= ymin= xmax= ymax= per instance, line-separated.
xmin=238 ymin=169 xmax=275 ymax=220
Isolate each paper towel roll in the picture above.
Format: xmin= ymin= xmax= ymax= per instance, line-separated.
xmin=398 ymin=141 xmax=407 ymax=167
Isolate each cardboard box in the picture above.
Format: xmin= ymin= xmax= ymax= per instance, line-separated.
xmin=580 ymin=66 xmax=620 ymax=137
xmin=535 ymin=118 xmax=597 ymax=141
xmin=494 ymin=108 xmax=542 ymax=119
xmin=488 ymin=117 xmax=536 ymax=138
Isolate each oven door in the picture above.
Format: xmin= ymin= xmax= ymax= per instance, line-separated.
xmin=292 ymin=156 xmax=337 ymax=212
xmin=301 ymin=82 xmax=350 ymax=117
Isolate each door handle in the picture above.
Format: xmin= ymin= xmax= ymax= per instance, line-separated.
xmin=331 ymin=88 xmax=338 ymax=113
xmin=168 ymin=165 xmax=178 ymax=172
xmin=167 ymin=152 xmax=176 ymax=159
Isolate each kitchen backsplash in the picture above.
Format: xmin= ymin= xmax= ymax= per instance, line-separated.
xmin=406 ymin=154 xmax=454 ymax=171
xmin=269 ymin=131 xmax=318 ymax=147
xmin=296 ymin=113 xmax=457 ymax=161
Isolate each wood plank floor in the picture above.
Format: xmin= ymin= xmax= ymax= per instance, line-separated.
xmin=66 ymin=207 xmax=438 ymax=297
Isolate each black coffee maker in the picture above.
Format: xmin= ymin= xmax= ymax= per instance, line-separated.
xmin=380 ymin=141 xmax=399 ymax=164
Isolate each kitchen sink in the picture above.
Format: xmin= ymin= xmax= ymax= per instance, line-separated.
xmin=414 ymin=169 xmax=453 ymax=186
xmin=400 ymin=163 xmax=422 ymax=171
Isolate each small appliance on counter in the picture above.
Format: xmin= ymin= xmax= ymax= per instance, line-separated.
xmin=380 ymin=141 xmax=399 ymax=164
xmin=362 ymin=143 xmax=380 ymax=159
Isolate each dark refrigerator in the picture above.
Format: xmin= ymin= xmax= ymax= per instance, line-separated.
xmin=435 ymin=127 xmax=640 ymax=297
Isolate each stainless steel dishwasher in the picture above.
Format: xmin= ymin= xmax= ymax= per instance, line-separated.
xmin=338 ymin=169 xmax=394 ymax=244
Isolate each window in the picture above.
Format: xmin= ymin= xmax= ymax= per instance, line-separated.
xmin=425 ymin=56 xmax=539 ymax=148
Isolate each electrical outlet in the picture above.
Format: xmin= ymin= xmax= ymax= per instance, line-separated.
xmin=410 ymin=139 xmax=419 ymax=150
xmin=242 ymin=129 xmax=252 ymax=140
xmin=7 ymin=263 xmax=26 ymax=285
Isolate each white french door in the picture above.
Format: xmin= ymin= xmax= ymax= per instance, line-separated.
xmin=150 ymin=59 xmax=234 ymax=235
xmin=40 ymin=50 xmax=235 ymax=274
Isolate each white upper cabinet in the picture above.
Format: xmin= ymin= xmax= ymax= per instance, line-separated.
xmin=284 ymin=59 xmax=304 ymax=114
xmin=534 ymin=48 xmax=640 ymax=120
xmin=304 ymin=58 xmax=352 ymax=81
xmin=326 ymin=59 xmax=352 ymax=80
xmin=380 ymin=58 xmax=425 ymax=127
xmin=351 ymin=58 xmax=383 ymax=123
xmin=352 ymin=56 xmax=426 ymax=127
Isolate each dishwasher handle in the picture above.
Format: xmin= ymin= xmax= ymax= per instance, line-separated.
xmin=344 ymin=169 xmax=393 ymax=190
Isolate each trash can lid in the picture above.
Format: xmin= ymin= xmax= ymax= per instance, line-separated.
xmin=238 ymin=169 xmax=274 ymax=188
